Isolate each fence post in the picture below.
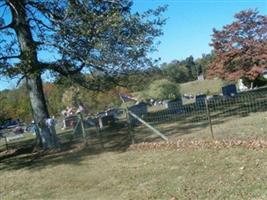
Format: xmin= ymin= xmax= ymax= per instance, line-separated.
xmin=4 ymin=136 xmax=8 ymax=151
xmin=96 ymin=123 xmax=104 ymax=149
xmin=79 ymin=113 xmax=87 ymax=145
xmin=205 ymin=98 xmax=214 ymax=139
xmin=126 ymin=109 xmax=135 ymax=144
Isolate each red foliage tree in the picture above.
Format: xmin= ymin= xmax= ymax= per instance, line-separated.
xmin=208 ymin=9 xmax=267 ymax=80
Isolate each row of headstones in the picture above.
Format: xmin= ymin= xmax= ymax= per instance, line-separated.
xmin=63 ymin=84 xmax=239 ymax=127
xmin=167 ymin=84 xmax=238 ymax=108
xmin=128 ymin=84 xmax=238 ymax=119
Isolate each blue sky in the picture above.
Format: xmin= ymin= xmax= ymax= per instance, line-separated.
xmin=132 ymin=0 xmax=267 ymax=62
xmin=0 ymin=0 xmax=266 ymax=90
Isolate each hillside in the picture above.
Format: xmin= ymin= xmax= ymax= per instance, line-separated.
xmin=180 ymin=79 xmax=226 ymax=95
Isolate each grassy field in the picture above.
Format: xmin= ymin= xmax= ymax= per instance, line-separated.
xmin=2 ymin=87 xmax=267 ymax=199
xmin=180 ymin=79 xmax=225 ymax=95
xmin=130 ymin=110 xmax=267 ymax=146
xmin=1 ymin=143 xmax=267 ymax=200
xmin=1 ymin=112 xmax=267 ymax=199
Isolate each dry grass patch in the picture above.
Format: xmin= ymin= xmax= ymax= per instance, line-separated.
xmin=1 ymin=143 xmax=267 ymax=200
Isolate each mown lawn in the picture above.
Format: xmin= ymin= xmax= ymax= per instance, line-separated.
xmin=1 ymin=144 xmax=267 ymax=200
xmin=2 ymin=96 xmax=267 ymax=199
xmin=180 ymin=79 xmax=225 ymax=96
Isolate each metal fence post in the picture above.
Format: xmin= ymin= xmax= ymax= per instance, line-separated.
xmin=4 ymin=136 xmax=8 ymax=151
xmin=126 ymin=108 xmax=135 ymax=144
xmin=79 ymin=113 xmax=87 ymax=145
xmin=96 ymin=122 xmax=104 ymax=149
xmin=205 ymin=98 xmax=215 ymax=139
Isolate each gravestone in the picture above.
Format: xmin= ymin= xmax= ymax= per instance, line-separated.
xmin=222 ymin=84 xmax=237 ymax=97
xmin=128 ymin=102 xmax=148 ymax=125
xmin=195 ymin=94 xmax=207 ymax=105
xmin=165 ymin=98 xmax=183 ymax=109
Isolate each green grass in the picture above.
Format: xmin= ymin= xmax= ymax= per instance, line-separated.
xmin=142 ymin=90 xmax=267 ymax=141
xmin=2 ymin=89 xmax=267 ymax=199
xmin=144 ymin=111 xmax=267 ymax=141
xmin=1 ymin=111 xmax=267 ymax=199
xmin=1 ymin=146 xmax=267 ymax=200
xmin=180 ymin=79 xmax=226 ymax=95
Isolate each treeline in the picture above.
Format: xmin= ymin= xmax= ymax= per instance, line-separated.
xmin=0 ymin=54 xmax=214 ymax=123
xmin=161 ymin=53 xmax=215 ymax=83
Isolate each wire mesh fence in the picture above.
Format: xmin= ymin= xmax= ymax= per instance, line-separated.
xmin=130 ymin=90 xmax=267 ymax=142
xmin=2 ymin=89 xmax=267 ymax=152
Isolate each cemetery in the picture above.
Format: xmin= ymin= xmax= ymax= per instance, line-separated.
xmin=0 ymin=1 xmax=266 ymax=199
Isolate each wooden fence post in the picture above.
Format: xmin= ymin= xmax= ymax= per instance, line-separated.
xmin=205 ymin=98 xmax=215 ymax=139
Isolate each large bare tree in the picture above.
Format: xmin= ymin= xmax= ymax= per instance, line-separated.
xmin=0 ymin=0 xmax=165 ymax=148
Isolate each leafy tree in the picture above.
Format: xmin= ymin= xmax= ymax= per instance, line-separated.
xmin=161 ymin=56 xmax=199 ymax=83
xmin=162 ymin=60 xmax=190 ymax=83
xmin=208 ymin=9 xmax=267 ymax=81
xmin=0 ymin=85 xmax=31 ymax=122
xmin=0 ymin=0 xmax=165 ymax=148
xmin=45 ymin=84 xmax=65 ymax=116
xmin=147 ymin=79 xmax=180 ymax=100
xmin=180 ymin=56 xmax=198 ymax=80
xmin=195 ymin=52 xmax=216 ymax=78
xmin=61 ymin=86 xmax=80 ymax=108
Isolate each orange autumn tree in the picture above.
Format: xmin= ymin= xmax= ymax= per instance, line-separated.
xmin=208 ymin=9 xmax=267 ymax=81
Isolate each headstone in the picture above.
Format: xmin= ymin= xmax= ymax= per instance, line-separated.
xmin=237 ymin=79 xmax=248 ymax=91
xmin=99 ymin=115 xmax=115 ymax=127
xmin=165 ymin=98 xmax=183 ymax=109
xmin=195 ymin=94 xmax=207 ymax=105
xmin=128 ymin=102 xmax=148 ymax=125
xmin=197 ymin=74 xmax=204 ymax=80
xmin=222 ymin=84 xmax=237 ymax=97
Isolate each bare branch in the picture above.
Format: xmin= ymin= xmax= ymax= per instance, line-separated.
xmin=0 ymin=54 xmax=20 ymax=60
xmin=28 ymin=17 xmax=54 ymax=31
xmin=0 ymin=22 xmax=14 ymax=30
xmin=16 ymin=75 xmax=25 ymax=87
xmin=41 ymin=61 xmax=85 ymax=75
xmin=0 ymin=2 xmax=7 ymax=8
xmin=7 ymin=1 xmax=18 ymax=17
xmin=25 ymin=5 xmax=55 ymax=32
xmin=27 ymin=1 xmax=68 ymax=23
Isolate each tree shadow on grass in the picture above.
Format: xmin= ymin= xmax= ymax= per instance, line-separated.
xmin=2 ymin=94 xmax=267 ymax=171
xmin=0 ymin=123 xmax=133 ymax=172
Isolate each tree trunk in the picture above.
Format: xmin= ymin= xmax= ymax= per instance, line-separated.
xmin=10 ymin=0 xmax=59 ymax=149
xmin=26 ymin=75 xmax=49 ymax=148
xmin=26 ymin=75 xmax=59 ymax=150
xmin=26 ymin=75 xmax=49 ymax=123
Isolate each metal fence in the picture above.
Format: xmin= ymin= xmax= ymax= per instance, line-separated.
xmin=2 ymin=89 xmax=267 ymax=152
xmin=130 ymin=89 xmax=267 ymax=142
